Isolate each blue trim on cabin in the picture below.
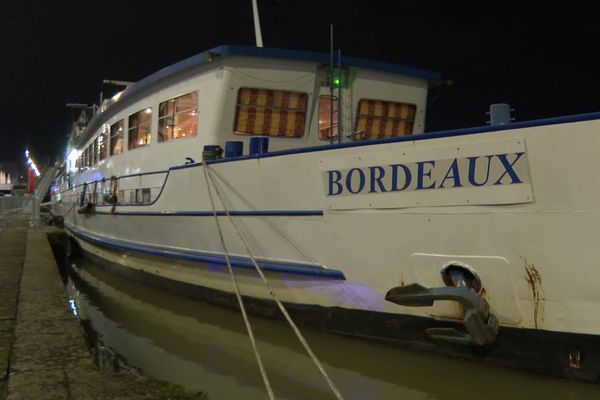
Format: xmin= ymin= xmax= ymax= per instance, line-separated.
xmin=94 ymin=210 xmax=324 ymax=217
xmin=65 ymin=223 xmax=345 ymax=280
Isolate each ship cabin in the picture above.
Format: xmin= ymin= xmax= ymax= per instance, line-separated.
xmin=55 ymin=45 xmax=439 ymax=205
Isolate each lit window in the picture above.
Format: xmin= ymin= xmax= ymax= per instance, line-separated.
xmin=84 ymin=147 xmax=90 ymax=167
xmin=110 ymin=120 xmax=124 ymax=155
xmin=129 ymin=109 xmax=152 ymax=149
xmin=234 ymin=88 xmax=307 ymax=137
xmin=354 ymin=99 xmax=416 ymax=139
xmin=159 ymin=92 xmax=198 ymax=142
xmin=91 ymin=141 xmax=97 ymax=165
xmin=99 ymin=125 xmax=109 ymax=161
xmin=319 ymin=96 xmax=339 ymax=140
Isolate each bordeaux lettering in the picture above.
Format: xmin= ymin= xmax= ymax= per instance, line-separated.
xmin=390 ymin=164 xmax=411 ymax=191
xmin=416 ymin=161 xmax=436 ymax=190
xmin=325 ymin=151 xmax=525 ymax=197
xmin=369 ymin=166 xmax=387 ymax=193
xmin=494 ymin=152 xmax=524 ymax=185
xmin=346 ymin=168 xmax=366 ymax=194
xmin=467 ymin=155 xmax=493 ymax=186
xmin=327 ymin=170 xmax=343 ymax=196
xmin=438 ymin=159 xmax=463 ymax=188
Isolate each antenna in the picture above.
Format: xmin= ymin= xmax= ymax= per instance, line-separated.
xmin=337 ymin=49 xmax=342 ymax=145
xmin=252 ymin=0 xmax=264 ymax=47
xmin=329 ymin=24 xmax=334 ymax=144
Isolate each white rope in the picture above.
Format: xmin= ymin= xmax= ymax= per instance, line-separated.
xmin=205 ymin=169 xmax=319 ymax=266
xmin=204 ymin=163 xmax=345 ymax=400
xmin=201 ymin=161 xmax=276 ymax=400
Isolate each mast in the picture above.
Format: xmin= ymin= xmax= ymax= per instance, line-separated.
xmin=252 ymin=0 xmax=264 ymax=47
xmin=329 ymin=25 xmax=334 ymax=144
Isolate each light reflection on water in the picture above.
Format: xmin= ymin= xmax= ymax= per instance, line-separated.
xmin=66 ymin=257 xmax=599 ymax=400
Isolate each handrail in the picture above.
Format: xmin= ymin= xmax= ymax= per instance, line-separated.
xmin=59 ymin=170 xmax=170 ymax=208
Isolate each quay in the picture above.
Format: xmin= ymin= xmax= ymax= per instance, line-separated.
xmin=0 ymin=209 xmax=206 ymax=400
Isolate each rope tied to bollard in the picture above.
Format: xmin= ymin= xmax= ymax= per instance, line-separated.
xmin=201 ymin=160 xmax=345 ymax=400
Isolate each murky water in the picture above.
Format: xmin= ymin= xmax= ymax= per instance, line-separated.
xmin=65 ymin=256 xmax=599 ymax=400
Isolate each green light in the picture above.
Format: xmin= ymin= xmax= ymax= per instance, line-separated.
xmin=334 ymin=78 xmax=340 ymax=86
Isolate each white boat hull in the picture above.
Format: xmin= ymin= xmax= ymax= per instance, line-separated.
xmin=54 ymin=114 xmax=600 ymax=381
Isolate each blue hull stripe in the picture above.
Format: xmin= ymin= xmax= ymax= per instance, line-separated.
xmin=93 ymin=209 xmax=324 ymax=217
xmin=65 ymin=224 xmax=345 ymax=280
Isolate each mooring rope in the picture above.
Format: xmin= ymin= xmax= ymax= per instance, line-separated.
xmin=201 ymin=161 xmax=275 ymax=400
xmin=204 ymin=172 xmax=320 ymax=267
xmin=203 ymin=162 xmax=345 ymax=400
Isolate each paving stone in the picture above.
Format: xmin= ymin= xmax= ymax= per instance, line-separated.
xmin=1 ymin=213 xmax=205 ymax=399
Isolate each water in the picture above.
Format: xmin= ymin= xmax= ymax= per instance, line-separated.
xmin=65 ymin=256 xmax=599 ymax=400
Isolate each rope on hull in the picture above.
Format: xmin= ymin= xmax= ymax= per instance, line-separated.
xmin=202 ymin=160 xmax=345 ymax=400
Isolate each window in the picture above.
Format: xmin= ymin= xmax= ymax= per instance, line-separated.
xmin=319 ymin=96 xmax=339 ymax=140
xmin=354 ymin=99 xmax=416 ymax=139
xmin=91 ymin=140 xmax=97 ymax=165
xmin=129 ymin=108 xmax=152 ymax=149
xmin=234 ymin=88 xmax=307 ymax=137
xmin=110 ymin=120 xmax=124 ymax=155
xmin=159 ymin=92 xmax=198 ymax=142
xmin=99 ymin=125 xmax=109 ymax=161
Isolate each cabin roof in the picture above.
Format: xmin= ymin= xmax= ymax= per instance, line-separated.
xmin=127 ymin=45 xmax=441 ymax=101
xmin=78 ymin=45 xmax=440 ymax=148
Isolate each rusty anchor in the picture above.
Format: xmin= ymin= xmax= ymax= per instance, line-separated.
xmin=385 ymin=265 xmax=499 ymax=346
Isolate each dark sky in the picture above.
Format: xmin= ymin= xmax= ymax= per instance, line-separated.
xmin=1 ymin=0 xmax=600 ymax=164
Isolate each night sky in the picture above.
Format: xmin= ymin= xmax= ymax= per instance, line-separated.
xmin=1 ymin=1 xmax=599 ymax=165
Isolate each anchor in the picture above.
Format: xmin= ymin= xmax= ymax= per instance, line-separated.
xmin=385 ymin=264 xmax=499 ymax=346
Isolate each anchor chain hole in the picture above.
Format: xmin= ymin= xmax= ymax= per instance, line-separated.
xmin=441 ymin=264 xmax=482 ymax=293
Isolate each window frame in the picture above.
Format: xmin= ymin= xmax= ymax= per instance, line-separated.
xmin=128 ymin=108 xmax=153 ymax=150
xmin=91 ymin=140 xmax=97 ymax=165
xmin=98 ymin=125 xmax=109 ymax=161
xmin=354 ymin=98 xmax=417 ymax=140
xmin=233 ymin=87 xmax=308 ymax=138
xmin=158 ymin=92 xmax=198 ymax=143
xmin=109 ymin=119 xmax=125 ymax=156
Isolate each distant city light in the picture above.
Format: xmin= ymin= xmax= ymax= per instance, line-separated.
xmin=24 ymin=148 xmax=41 ymax=177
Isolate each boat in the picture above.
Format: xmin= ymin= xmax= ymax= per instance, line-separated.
xmin=51 ymin=44 xmax=600 ymax=383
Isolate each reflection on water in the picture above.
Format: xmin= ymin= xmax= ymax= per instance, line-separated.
xmin=66 ymin=256 xmax=599 ymax=400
